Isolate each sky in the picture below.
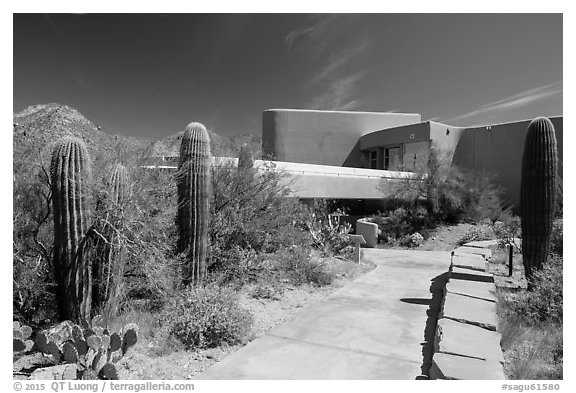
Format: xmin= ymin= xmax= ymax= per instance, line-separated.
xmin=13 ymin=13 xmax=563 ymax=139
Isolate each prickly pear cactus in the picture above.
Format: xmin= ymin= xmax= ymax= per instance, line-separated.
xmin=176 ymin=122 xmax=211 ymax=286
xmin=13 ymin=321 xmax=34 ymax=353
xmin=520 ymin=117 xmax=558 ymax=282
xmin=33 ymin=318 xmax=138 ymax=380
xmin=50 ymin=137 xmax=93 ymax=321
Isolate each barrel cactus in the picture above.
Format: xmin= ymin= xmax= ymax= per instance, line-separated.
xmin=176 ymin=122 xmax=211 ymax=286
xmin=520 ymin=117 xmax=558 ymax=282
xmin=93 ymin=163 xmax=129 ymax=317
xmin=51 ymin=137 xmax=93 ymax=321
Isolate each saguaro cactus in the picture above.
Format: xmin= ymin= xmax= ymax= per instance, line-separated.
xmin=520 ymin=117 xmax=558 ymax=282
xmin=94 ymin=164 xmax=129 ymax=317
xmin=51 ymin=137 xmax=93 ymax=321
xmin=238 ymin=143 xmax=254 ymax=172
xmin=177 ymin=122 xmax=211 ymax=286
xmin=108 ymin=163 xmax=129 ymax=206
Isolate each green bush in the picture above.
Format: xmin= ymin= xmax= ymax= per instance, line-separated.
xmin=379 ymin=150 xmax=503 ymax=224
xmin=492 ymin=212 xmax=522 ymax=249
xmin=370 ymin=206 xmax=432 ymax=243
xmin=210 ymin=161 xmax=311 ymax=255
xmin=207 ymin=245 xmax=272 ymax=287
xmin=509 ymin=256 xmax=562 ymax=325
xmin=160 ymin=284 xmax=253 ymax=349
xmin=550 ymin=219 xmax=562 ymax=257
xmin=250 ymin=281 xmax=284 ymax=301
xmin=457 ymin=226 xmax=494 ymax=246
xmin=273 ymin=246 xmax=335 ymax=286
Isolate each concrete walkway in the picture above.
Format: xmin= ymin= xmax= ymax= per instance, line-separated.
xmin=197 ymin=249 xmax=452 ymax=380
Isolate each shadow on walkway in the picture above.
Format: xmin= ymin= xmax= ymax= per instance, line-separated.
xmin=401 ymin=271 xmax=449 ymax=379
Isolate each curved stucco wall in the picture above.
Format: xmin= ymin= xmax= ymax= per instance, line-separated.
xmin=262 ymin=109 xmax=421 ymax=167
xmin=452 ymin=117 xmax=563 ymax=208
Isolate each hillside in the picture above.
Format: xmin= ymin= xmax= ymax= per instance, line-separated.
xmin=13 ymin=103 xmax=263 ymax=173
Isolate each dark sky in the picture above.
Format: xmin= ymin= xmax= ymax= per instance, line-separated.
xmin=13 ymin=13 xmax=563 ymax=139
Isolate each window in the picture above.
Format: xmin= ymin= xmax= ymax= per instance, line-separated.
xmin=369 ymin=150 xmax=377 ymax=169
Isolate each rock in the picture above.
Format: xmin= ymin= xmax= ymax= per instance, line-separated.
xmin=451 ymin=254 xmax=487 ymax=272
xmin=445 ymin=280 xmax=497 ymax=302
xmin=430 ymin=352 xmax=505 ymax=380
xmin=435 ymin=318 xmax=504 ymax=363
xmin=441 ymin=292 xmax=498 ymax=331
xmin=43 ymin=321 xmax=75 ymax=345
xmin=453 ymin=246 xmax=492 ymax=259
xmin=450 ymin=266 xmax=494 ymax=283
xmin=463 ymin=240 xmax=499 ymax=248
xmin=30 ymin=364 xmax=78 ymax=380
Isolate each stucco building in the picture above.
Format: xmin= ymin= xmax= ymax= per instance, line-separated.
xmin=262 ymin=109 xmax=563 ymax=208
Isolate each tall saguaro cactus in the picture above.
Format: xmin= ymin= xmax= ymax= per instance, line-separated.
xmin=520 ymin=117 xmax=558 ymax=282
xmin=50 ymin=137 xmax=93 ymax=321
xmin=238 ymin=143 xmax=254 ymax=172
xmin=177 ymin=122 xmax=211 ymax=286
xmin=94 ymin=163 xmax=129 ymax=317
xmin=109 ymin=163 xmax=129 ymax=206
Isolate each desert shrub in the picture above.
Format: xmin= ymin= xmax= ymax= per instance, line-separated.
xmin=273 ymin=246 xmax=335 ymax=286
xmin=13 ymin=251 xmax=58 ymax=327
xmin=492 ymin=212 xmax=522 ymax=249
xmin=13 ymin=144 xmax=59 ymax=326
xmin=304 ymin=200 xmax=351 ymax=256
xmin=105 ymin=165 xmax=180 ymax=311
xmin=408 ymin=232 xmax=424 ymax=247
xmin=457 ymin=226 xmax=494 ymax=246
xmin=210 ymin=160 xmax=311 ymax=255
xmin=160 ymin=284 xmax=253 ymax=349
xmin=207 ymin=245 xmax=274 ymax=287
xmin=501 ymin=320 xmax=563 ymax=380
xmin=250 ymin=281 xmax=284 ymax=301
xmin=550 ymin=219 xmax=562 ymax=257
xmin=508 ymin=256 xmax=562 ymax=325
xmin=370 ymin=206 xmax=432 ymax=243
xmin=379 ymin=150 xmax=503 ymax=224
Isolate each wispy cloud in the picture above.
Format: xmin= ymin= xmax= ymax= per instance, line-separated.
xmin=287 ymin=15 xmax=372 ymax=111
xmin=442 ymin=81 xmax=563 ymax=124
xmin=308 ymin=71 xmax=367 ymax=111
xmin=284 ymin=26 xmax=317 ymax=50
xmin=310 ymin=39 xmax=370 ymax=86
xmin=284 ymin=15 xmax=340 ymax=51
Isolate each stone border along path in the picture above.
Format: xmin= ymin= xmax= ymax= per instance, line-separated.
xmin=197 ymin=249 xmax=454 ymax=380
xmin=430 ymin=240 xmax=506 ymax=380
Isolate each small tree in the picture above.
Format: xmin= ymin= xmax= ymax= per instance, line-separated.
xmin=379 ymin=149 xmax=502 ymax=223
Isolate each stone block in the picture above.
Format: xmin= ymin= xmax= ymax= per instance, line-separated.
xmin=441 ymin=292 xmax=498 ymax=331
xmin=463 ymin=240 xmax=499 ymax=248
xmin=435 ymin=318 xmax=503 ymax=363
xmin=450 ymin=266 xmax=494 ymax=283
xmin=429 ymin=352 xmax=505 ymax=380
xmin=453 ymin=246 xmax=492 ymax=260
xmin=445 ymin=280 xmax=497 ymax=302
xmin=451 ymin=254 xmax=487 ymax=272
